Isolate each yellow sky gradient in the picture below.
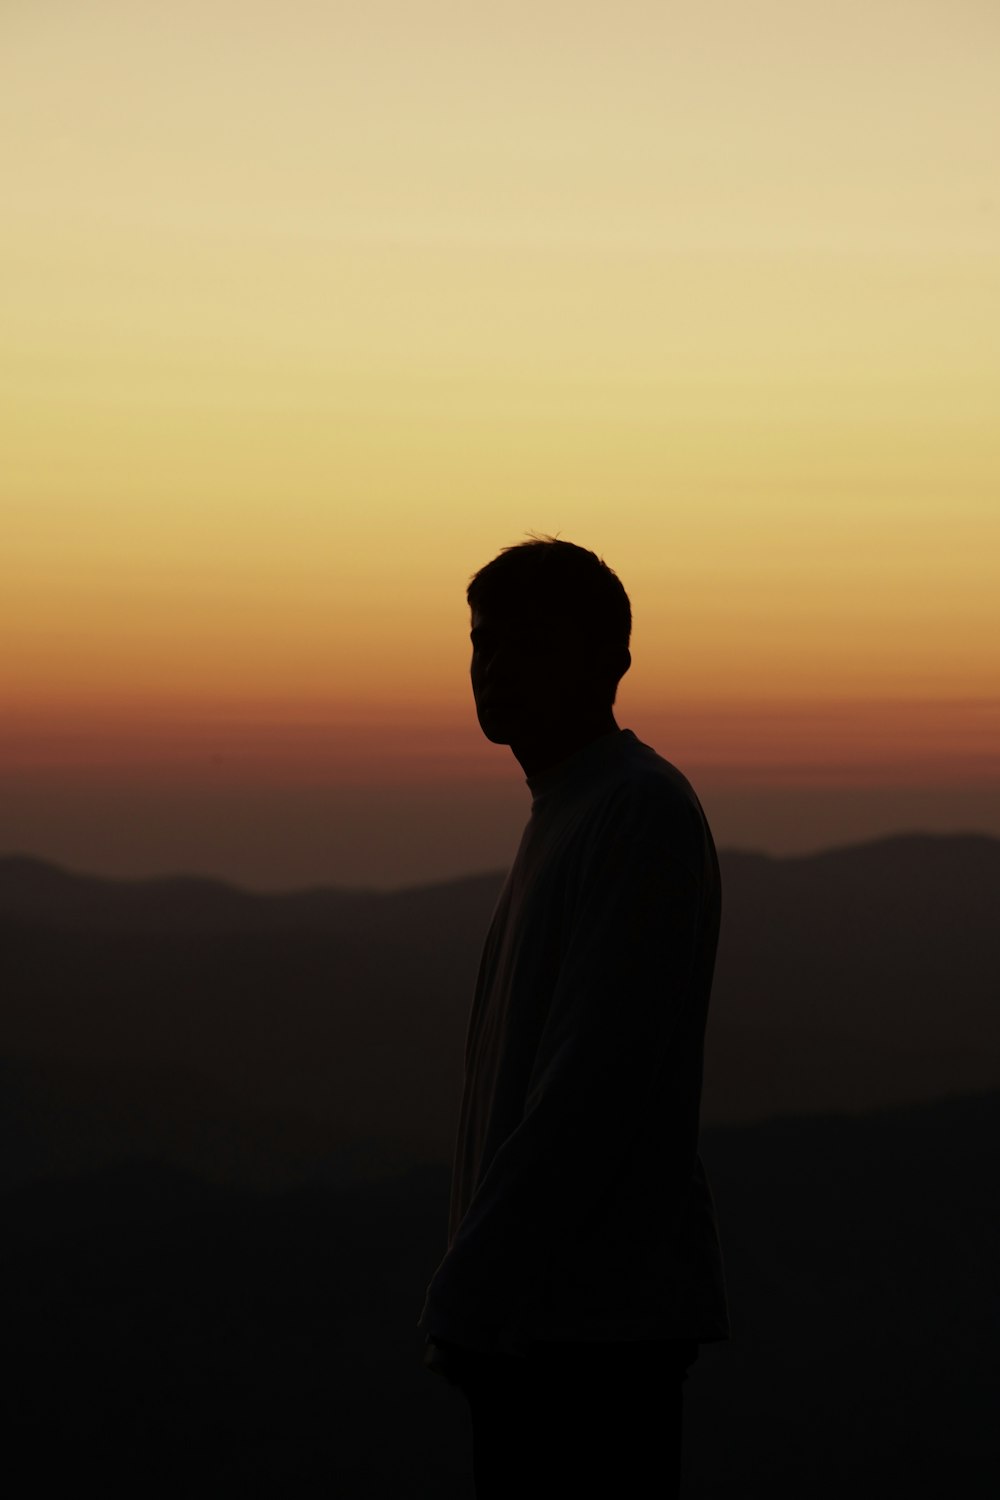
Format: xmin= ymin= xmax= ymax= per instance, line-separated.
xmin=2 ymin=1 xmax=998 ymax=883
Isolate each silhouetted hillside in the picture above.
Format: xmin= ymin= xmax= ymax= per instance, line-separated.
xmin=704 ymin=831 xmax=1000 ymax=1121
xmin=2 ymin=1090 xmax=996 ymax=1496
xmin=1 ymin=833 xmax=997 ymax=1187
xmin=2 ymin=842 xmax=996 ymax=1492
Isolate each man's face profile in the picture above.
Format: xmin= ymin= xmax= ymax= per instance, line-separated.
xmin=469 ymin=606 xmax=607 ymax=746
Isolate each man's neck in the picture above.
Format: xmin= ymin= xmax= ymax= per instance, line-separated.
xmin=510 ymin=712 xmax=620 ymax=779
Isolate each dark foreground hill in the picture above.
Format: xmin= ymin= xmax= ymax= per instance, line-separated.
xmin=1 ymin=833 xmax=998 ymax=1188
xmin=2 ymin=838 xmax=996 ymax=1493
xmin=3 ymin=1090 xmax=997 ymax=1497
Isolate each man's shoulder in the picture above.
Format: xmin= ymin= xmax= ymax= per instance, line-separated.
xmin=566 ymin=748 xmax=713 ymax=881
xmin=603 ymin=736 xmax=707 ymax=831
xmin=572 ymin=747 xmax=717 ymax=900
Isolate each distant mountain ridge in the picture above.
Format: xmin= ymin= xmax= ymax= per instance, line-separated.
xmin=1 ymin=832 xmax=997 ymax=1187
xmin=0 ymin=849 xmax=509 ymax=935
xmin=4 ymin=827 xmax=998 ymax=909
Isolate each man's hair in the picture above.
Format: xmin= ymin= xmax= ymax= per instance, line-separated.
xmin=467 ymin=533 xmax=632 ymax=705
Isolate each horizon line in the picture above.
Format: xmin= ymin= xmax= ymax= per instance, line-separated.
xmin=2 ymin=827 xmax=996 ymax=899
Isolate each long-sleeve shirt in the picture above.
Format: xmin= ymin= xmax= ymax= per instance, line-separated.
xmin=416 ymin=726 xmax=730 ymax=1355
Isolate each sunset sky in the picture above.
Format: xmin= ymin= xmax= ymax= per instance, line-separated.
xmin=3 ymin=0 xmax=998 ymax=888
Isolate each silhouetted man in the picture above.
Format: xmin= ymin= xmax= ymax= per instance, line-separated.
xmin=417 ymin=536 xmax=729 ymax=1498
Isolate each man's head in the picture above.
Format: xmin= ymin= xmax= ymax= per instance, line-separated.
xmin=467 ymin=534 xmax=632 ymax=747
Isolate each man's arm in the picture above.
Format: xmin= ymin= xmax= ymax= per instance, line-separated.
xmin=420 ymin=780 xmax=713 ymax=1353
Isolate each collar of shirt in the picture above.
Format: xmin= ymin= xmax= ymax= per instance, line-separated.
xmin=525 ymin=727 xmax=634 ymax=811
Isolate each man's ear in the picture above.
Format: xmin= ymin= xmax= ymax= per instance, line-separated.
xmin=593 ymin=644 xmax=630 ymax=701
xmin=601 ymin=645 xmax=630 ymax=682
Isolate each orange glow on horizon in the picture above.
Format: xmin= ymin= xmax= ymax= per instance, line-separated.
xmin=3 ymin=1 xmax=998 ymax=879
xmin=3 ymin=695 xmax=996 ymax=794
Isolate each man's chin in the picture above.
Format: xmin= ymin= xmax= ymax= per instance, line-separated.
xmin=479 ymin=722 xmax=513 ymax=745
xmin=476 ymin=708 xmax=515 ymax=745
